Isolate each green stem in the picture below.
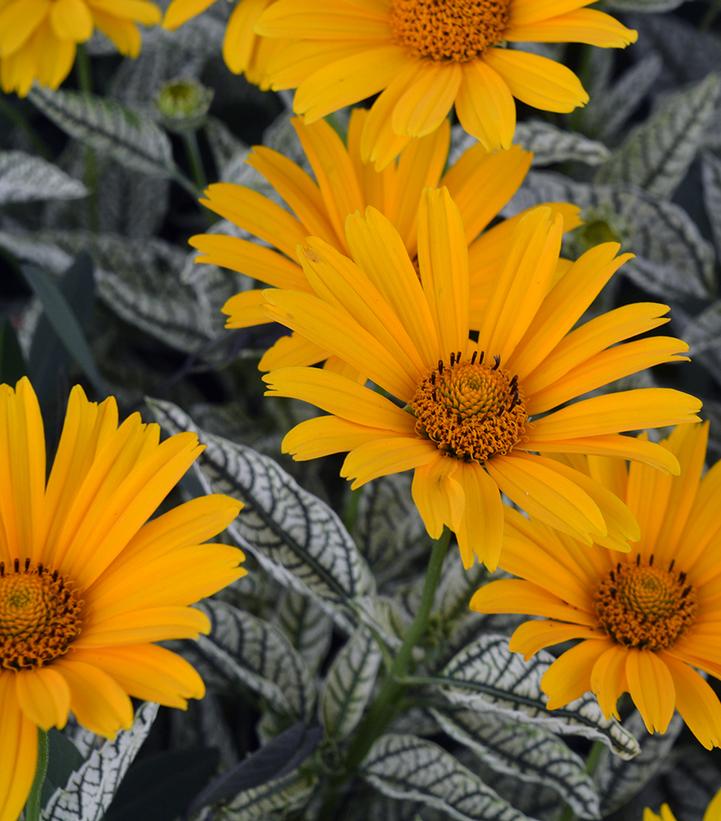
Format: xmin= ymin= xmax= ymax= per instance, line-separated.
xmin=182 ymin=130 xmax=207 ymax=191
xmin=23 ymin=730 xmax=49 ymax=821
xmin=75 ymin=46 xmax=99 ymax=231
xmin=0 ymin=97 xmax=50 ymax=158
xmin=342 ymin=488 xmax=361 ymax=534
xmin=75 ymin=45 xmax=92 ymax=95
xmin=701 ymin=0 xmax=721 ymax=31
xmin=318 ymin=530 xmax=451 ymax=819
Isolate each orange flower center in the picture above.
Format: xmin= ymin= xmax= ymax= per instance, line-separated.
xmin=411 ymin=352 xmax=527 ymax=463
xmin=0 ymin=559 xmax=83 ymax=671
xmin=390 ymin=0 xmax=511 ymax=62
xmin=595 ymin=558 xmax=697 ymax=651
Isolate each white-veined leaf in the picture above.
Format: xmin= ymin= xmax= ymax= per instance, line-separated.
xmin=514 ymin=121 xmax=610 ymax=166
xmin=681 ymin=302 xmax=721 ymax=356
xmin=432 ymin=708 xmax=600 ymax=820
xmin=321 ymin=627 xmax=382 ymax=739
xmin=28 ymin=87 xmax=175 ymax=179
xmin=595 ymin=711 xmax=683 ymax=815
xmin=192 ymin=599 xmax=315 ymax=721
xmin=43 ymin=702 xmax=158 ymax=821
xmin=596 ymin=73 xmax=721 ymax=198
xmin=702 ymin=151 xmax=721 ymax=258
xmin=362 ymin=734 xmax=531 ymax=821
xmin=0 ymin=151 xmax=86 ymax=204
xmin=604 ymin=0 xmax=687 ymax=10
xmin=273 ymin=589 xmax=333 ymax=673
xmin=148 ymin=398 xmax=375 ymax=632
xmin=220 ymin=768 xmax=316 ymax=818
xmin=435 ymin=635 xmax=639 ymax=759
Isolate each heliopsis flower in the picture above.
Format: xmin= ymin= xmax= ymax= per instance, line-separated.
xmin=162 ymin=0 xmax=279 ymax=85
xmin=645 ymin=788 xmax=721 ymax=821
xmin=0 ymin=0 xmax=161 ymax=96
xmin=472 ymin=422 xmax=721 ymax=749
xmin=0 ymin=378 xmax=245 ymax=821
xmin=255 ymin=0 xmax=638 ymax=168
xmin=193 ymin=109 xmax=580 ymax=370
xmin=261 ymin=189 xmax=701 ymax=569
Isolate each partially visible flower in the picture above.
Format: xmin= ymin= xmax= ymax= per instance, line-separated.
xmin=262 ymin=190 xmax=700 ymax=569
xmin=0 ymin=0 xmax=161 ymax=96
xmin=255 ymin=0 xmax=637 ymax=168
xmin=0 ymin=378 xmax=245 ymax=821
xmin=192 ymin=110 xmax=580 ymax=369
xmin=162 ymin=0 xmax=279 ymax=86
xmin=472 ymin=423 xmax=721 ymax=750
xmin=644 ymin=787 xmax=721 ymax=820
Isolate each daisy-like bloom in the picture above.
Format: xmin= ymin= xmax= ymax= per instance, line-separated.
xmin=162 ymin=0 xmax=279 ymax=85
xmin=0 ymin=378 xmax=245 ymax=821
xmin=255 ymin=0 xmax=638 ymax=168
xmin=0 ymin=0 xmax=161 ymax=96
xmin=471 ymin=423 xmax=721 ymax=749
xmin=261 ymin=188 xmax=701 ymax=569
xmin=193 ymin=109 xmax=580 ymax=370
xmin=645 ymin=788 xmax=721 ymax=821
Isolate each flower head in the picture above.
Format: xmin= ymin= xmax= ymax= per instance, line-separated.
xmin=262 ymin=188 xmax=700 ymax=569
xmin=255 ymin=0 xmax=637 ymax=168
xmin=162 ymin=0 xmax=279 ymax=84
xmin=0 ymin=378 xmax=245 ymax=821
xmin=472 ymin=423 xmax=721 ymax=750
xmin=0 ymin=0 xmax=161 ymax=96
xmin=193 ymin=110 xmax=580 ymax=369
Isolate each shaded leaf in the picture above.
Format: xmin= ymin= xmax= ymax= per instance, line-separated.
xmin=220 ymin=769 xmax=316 ymax=818
xmin=273 ymin=589 xmax=333 ymax=673
xmin=362 ymin=734 xmax=530 ymax=820
xmin=0 ymin=151 xmax=86 ymax=203
xmin=702 ymin=151 xmax=721 ymax=259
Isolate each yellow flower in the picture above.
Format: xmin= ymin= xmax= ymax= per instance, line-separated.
xmin=255 ymin=0 xmax=637 ymax=168
xmin=261 ymin=188 xmax=700 ymax=569
xmin=0 ymin=378 xmax=245 ymax=821
xmin=193 ymin=109 xmax=580 ymax=370
xmin=645 ymin=788 xmax=721 ymax=821
xmin=472 ymin=423 xmax=721 ymax=749
xmin=0 ymin=0 xmax=161 ymax=96
xmin=162 ymin=0 xmax=279 ymax=85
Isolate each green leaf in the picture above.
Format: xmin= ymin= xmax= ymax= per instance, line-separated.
xmin=43 ymin=703 xmax=158 ymax=821
xmin=147 ymin=398 xmax=376 ymax=632
xmin=0 ymin=151 xmax=87 ymax=204
xmin=596 ymin=73 xmax=721 ymax=198
xmin=189 ymin=599 xmax=316 ymax=721
xmin=321 ymin=627 xmax=382 ymax=739
xmin=434 ymin=634 xmax=640 ymax=760
xmin=362 ymin=734 xmax=531 ymax=820
xmin=28 ymin=87 xmax=176 ymax=181
xmin=20 ymin=258 xmax=108 ymax=396
xmin=219 ymin=768 xmax=316 ymax=819
xmin=432 ymin=708 xmax=600 ymax=820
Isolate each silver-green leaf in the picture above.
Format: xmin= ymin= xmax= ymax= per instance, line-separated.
xmin=273 ymin=589 xmax=333 ymax=674
xmin=362 ymin=734 xmax=530 ymax=821
xmin=43 ymin=702 xmax=158 ymax=821
xmin=514 ymin=121 xmax=610 ymax=166
xmin=220 ymin=768 xmax=316 ymax=819
xmin=432 ymin=708 xmax=600 ymax=820
xmin=0 ymin=151 xmax=86 ymax=204
xmin=436 ymin=635 xmax=639 ymax=760
xmin=596 ymin=73 xmax=721 ymax=198
xmin=321 ymin=627 xmax=382 ymax=739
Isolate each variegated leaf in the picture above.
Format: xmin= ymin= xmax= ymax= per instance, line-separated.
xmin=0 ymin=151 xmax=86 ymax=204
xmin=362 ymin=734 xmax=531 ymax=821
xmin=273 ymin=589 xmax=333 ymax=673
xmin=43 ymin=703 xmax=158 ymax=821
xmin=28 ymin=87 xmax=175 ymax=179
xmin=605 ymin=0 xmax=687 ymax=9
xmin=682 ymin=302 xmax=721 ymax=355
xmin=514 ymin=121 xmax=610 ymax=166
xmin=436 ymin=635 xmax=639 ymax=759
xmin=702 ymin=151 xmax=721 ymax=258
xmin=321 ymin=627 xmax=382 ymax=738
xmin=595 ymin=712 xmax=684 ymax=814
xmin=432 ymin=708 xmax=600 ymax=820
xmin=219 ymin=768 xmax=316 ymax=818
xmin=596 ymin=73 xmax=721 ymax=198
xmin=193 ymin=599 xmax=315 ymax=721
xmin=148 ymin=399 xmax=375 ymax=631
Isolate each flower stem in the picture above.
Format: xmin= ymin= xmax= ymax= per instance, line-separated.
xmin=24 ymin=730 xmax=49 ymax=821
xmin=318 ymin=529 xmax=451 ymax=819
xmin=182 ymin=130 xmax=207 ymax=192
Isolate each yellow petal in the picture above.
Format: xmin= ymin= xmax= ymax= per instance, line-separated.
xmin=454 ymin=59 xmax=515 ymax=152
